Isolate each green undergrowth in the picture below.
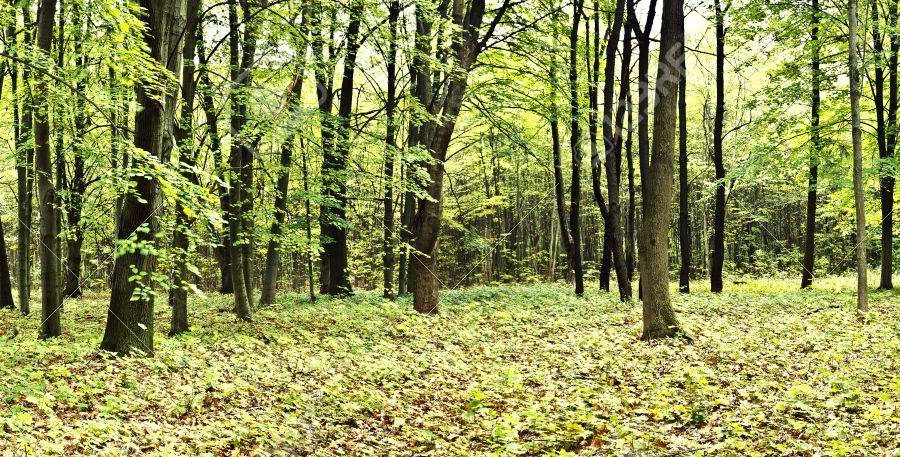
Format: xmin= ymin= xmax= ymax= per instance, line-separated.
xmin=2 ymin=278 xmax=900 ymax=455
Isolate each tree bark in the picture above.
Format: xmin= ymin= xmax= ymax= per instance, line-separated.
xmin=381 ymin=0 xmax=401 ymax=299
xmin=710 ymin=0 xmax=727 ymax=293
xmin=34 ymin=0 xmax=61 ymax=338
xmin=639 ymin=0 xmax=684 ymax=340
xmin=568 ymin=0 xmax=585 ymax=296
xmin=600 ymin=0 xmax=632 ymax=301
xmin=801 ymin=0 xmax=820 ymax=289
xmin=101 ymin=0 xmax=185 ymax=354
xmin=849 ymin=0 xmax=867 ymax=313
xmin=168 ymin=0 xmax=201 ymax=335
xmin=678 ymin=34 xmax=691 ymax=293
xmin=14 ymin=1 xmax=34 ymax=316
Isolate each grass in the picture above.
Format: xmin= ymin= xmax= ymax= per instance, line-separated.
xmin=2 ymin=277 xmax=900 ymax=455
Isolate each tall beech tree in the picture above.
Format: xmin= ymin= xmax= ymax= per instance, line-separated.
xmin=639 ymin=0 xmax=684 ymax=339
xmin=871 ymin=0 xmax=899 ymax=290
xmin=801 ymin=0 xmax=821 ymax=289
xmin=101 ymin=0 xmax=184 ymax=354
xmin=381 ymin=0 xmax=401 ymax=300
xmin=568 ymin=0 xmax=586 ymax=297
xmin=409 ymin=0 xmax=514 ymax=313
xmin=168 ymin=0 xmax=201 ymax=334
xmin=710 ymin=0 xmax=728 ymax=293
xmin=678 ymin=34 xmax=690 ymax=293
xmin=35 ymin=0 xmax=61 ymax=338
xmin=849 ymin=0 xmax=867 ymax=313
xmin=226 ymin=0 xmax=258 ymax=319
xmin=599 ymin=0 xmax=632 ymax=301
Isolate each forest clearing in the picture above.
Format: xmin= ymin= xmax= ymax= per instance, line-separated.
xmin=4 ymin=278 xmax=900 ymax=455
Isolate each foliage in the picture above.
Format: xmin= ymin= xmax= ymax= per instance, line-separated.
xmin=3 ymin=279 xmax=900 ymax=455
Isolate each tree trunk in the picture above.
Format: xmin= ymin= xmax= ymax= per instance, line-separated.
xmin=168 ymin=0 xmax=200 ymax=335
xmin=801 ymin=0 xmax=820 ymax=289
xmin=101 ymin=0 xmax=185 ymax=354
xmin=639 ymin=0 xmax=684 ymax=340
xmin=196 ymin=32 xmax=231 ymax=294
xmin=11 ymin=7 xmax=33 ymax=315
xmin=0 ymin=217 xmax=14 ymax=309
xmin=600 ymin=0 xmax=632 ymax=301
xmin=568 ymin=0 xmax=585 ymax=296
xmin=710 ymin=0 xmax=726 ymax=293
xmin=34 ymin=0 xmax=61 ymax=338
xmin=849 ymin=0 xmax=867 ymax=313
xmin=678 ymin=35 xmax=691 ymax=293
xmin=410 ymin=0 xmax=503 ymax=313
xmin=381 ymin=0 xmax=400 ymax=299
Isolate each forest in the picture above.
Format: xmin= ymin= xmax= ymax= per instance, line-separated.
xmin=2 ymin=0 xmax=900 ymax=453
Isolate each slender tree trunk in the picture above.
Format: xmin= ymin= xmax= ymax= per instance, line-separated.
xmin=34 ymin=0 xmax=61 ymax=338
xmin=568 ymin=0 xmax=586 ymax=296
xmin=639 ymin=0 xmax=684 ymax=340
xmin=876 ymin=0 xmax=899 ymax=289
xmin=168 ymin=0 xmax=201 ymax=334
xmin=801 ymin=0 xmax=820 ymax=289
xmin=625 ymin=88 xmax=636 ymax=281
xmin=14 ymin=7 xmax=34 ymax=315
xmin=226 ymin=0 xmax=254 ymax=319
xmin=600 ymin=0 xmax=632 ymax=300
xmin=849 ymin=0 xmax=867 ymax=313
xmin=710 ymin=0 xmax=726 ymax=293
xmin=381 ymin=0 xmax=400 ymax=299
xmin=196 ymin=32 xmax=231 ymax=294
xmin=301 ymin=144 xmax=316 ymax=302
xmin=102 ymin=0 xmax=185 ymax=354
xmin=678 ymin=35 xmax=691 ymax=293
xmin=0 ymin=26 xmax=15 ymax=309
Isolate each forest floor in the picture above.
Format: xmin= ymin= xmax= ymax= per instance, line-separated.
xmin=2 ymin=277 xmax=900 ymax=456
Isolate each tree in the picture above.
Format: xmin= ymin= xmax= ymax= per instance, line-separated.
xmin=101 ymin=0 xmax=184 ymax=355
xmin=261 ymin=11 xmax=309 ymax=306
xmin=409 ymin=0 xmax=514 ymax=313
xmin=871 ymin=0 xmax=899 ymax=290
xmin=710 ymin=0 xmax=727 ymax=293
xmin=169 ymin=0 xmax=202 ymax=334
xmin=678 ymin=32 xmax=690 ymax=293
xmin=35 ymin=0 xmax=61 ymax=338
xmin=567 ymin=0 xmax=586 ymax=297
xmin=801 ymin=0 xmax=821 ymax=289
xmin=226 ymin=0 xmax=258 ymax=319
xmin=639 ymin=0 xmax=684 ymax=340
xmin=849 ymin=0 xmax=867 ymax=313
xmin=381 ymin=0 xmax=401 ymax=299
xmin=599 ymin=0 xmax=632 ymax=301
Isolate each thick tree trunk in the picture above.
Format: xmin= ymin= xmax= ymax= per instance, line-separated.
xmin=102 ymin=0 xmax=185 ymax=354
xmin=678 ymin=36 xmax=691 ymax=293
xmin=410 ymin=0 xmax=500 ymax=313
xmin=34 ymin=0 xmax=61 ymax=338
xmin=625 ymin=90 xmax=636 ymax=281
xmin=639 ymin=0 xmax=684 ymax=340
xmin=802 ymin=0 xmax=820 ymax=289
xmin=318 ymin=2 xmax=361 ymax=296
xmin=849 ymin=0 xmax=867 ymax=313
xmin=710 ymin=0 xmax=726 ymax=293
